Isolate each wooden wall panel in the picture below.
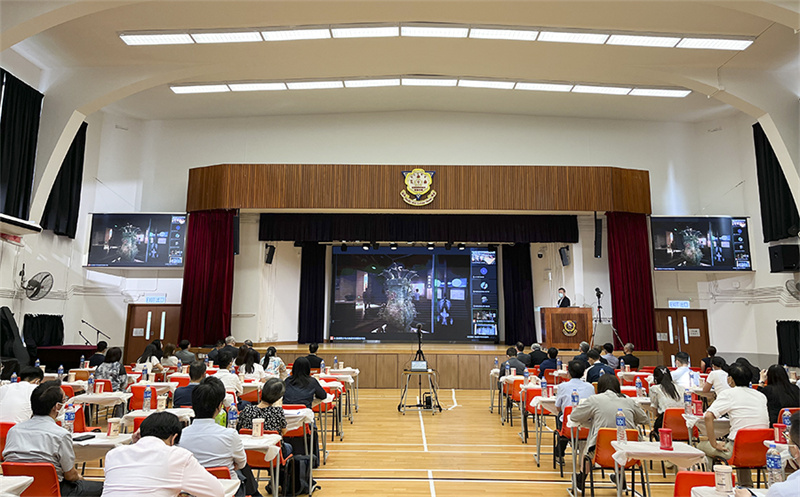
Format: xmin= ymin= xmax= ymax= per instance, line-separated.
xmin=375 ymin=354 xmax=398 ymax=389
xmin=350 ymin=353 xmax=376 ymax=389
xmin=457 ymin=355 xmax=482 ymax=390
xmin=436 ymin=355 xmax=459 ymax=389
xmin=611 ymin=168 xmax=652 ymax=214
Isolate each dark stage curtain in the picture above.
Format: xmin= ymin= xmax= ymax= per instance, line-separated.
xmin=502 ymin=243 xmax=535 ymax=346
xmin=0 ymin=69 xmax=44 ymax=220
xmin=777 ymin=320 xmax=800 ymax=367
xmin=606 ymin=212 xmax=656 ymax=350
xmin=179 ymin=210 xmax=235 ymax=347
xmin=753 ymin=123 xmax=800 ymax=242
xmin=41 ymin=122 xmax=87 ymax=238
xmin=22 ymin=314 xmax=65 ymax=347
xmin=260 ymin=213 xmax=579 ymax=243
xmin=298 ymin=242 xmax=327 ymax=344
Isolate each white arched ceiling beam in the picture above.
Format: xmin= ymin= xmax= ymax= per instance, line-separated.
xmin=713 ymin=1 xmax=800 ymax=31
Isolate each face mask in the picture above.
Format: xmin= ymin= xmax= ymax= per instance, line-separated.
xmin=558 ymin=293 xmax=564 ymax=298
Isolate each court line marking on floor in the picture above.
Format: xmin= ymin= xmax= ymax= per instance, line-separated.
xmin=417 ymin=396 xmax=428 ymax=452
xmin=428 ymin=470 xmax=436 ymax=497
xmin=447 ymin=388 xmax=460 ymax=410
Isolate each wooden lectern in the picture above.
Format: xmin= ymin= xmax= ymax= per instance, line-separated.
xmin=540 ymin=307 xmax=593 ymax=350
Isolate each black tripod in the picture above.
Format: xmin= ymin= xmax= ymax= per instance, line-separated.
xmin=398 ymin=323 xmax=442 ymax=413
xmin=590 ymin=287 xmax=623 ymax=348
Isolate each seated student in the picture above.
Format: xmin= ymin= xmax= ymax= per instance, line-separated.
xmin=206 ymin=339 xmax=225 ymax=363
xmin=87 ymin=341 xmax=107 ymax=368
xmin=179 ymin=377 xmax=261 ymax=497
xmin=701 ymin=356 xmax=730 ymax=395
xmin=592 ymin=345 xmax=608 ymax=365
xmin=284 ymin=357 xmax=326 ymax=408
xmin=572 ymin=342 xmax=590 ymax=369
xmin=160 ymin=343 xmax=179 ymax=367
xmin=538 ymin=347 xmax=559 ymax=378
xmin=649 ymin=366 xmax=684 ymax=433
xmin=262 ymin=346 xmax=288 ymax=380
xmin=243 ymin=339 xmax=261 ymax=363
xmin=699 ymin=363 xmax=769 ymax=487
xmin=529 ymin=343 xmax=548 ymax=367
xmin=0 ymin=366 xmax=44 ymax=423
xmin=102 ymin=411 xmax=224 ymax=497
xmin=585 ymin=349 xmax=615 ymax=383
xmin=499 ymin=346 xmax=527 ymax=378
xmin=213 ymin=351 xmax=243 ymax=396
xmin=757 ymin=364 xmax=800 ymax=426
xmin=554 ymin=360 xmax=595 ymax=459
xmin=601 ymin=343 xmax=619 ymax=369
xmin=305 ymin=343 xmax=324 ymax=369
xmin=672 ymin=351 xmax=696 ymax=389
xmin=701 ymin=346 xmax=717 ymax=374
xmin=241 ymin=349 xmax=266 ymax=381
xmin=174 ymin=339 xmax=197 ymax=365
xmin=733 ymin=357 xmax=761 ymax=385
xmin=94 ymin=347 xmax=127 ymax=392
xmin=135 ymin=340 xmax=164 ymax=373
xmin=2 ymin=381 xmax=104 ymax=496
xmin=173 ymin=362 xmax=206 ymax=408
xmin=515 ymin=342 xmax=531 ymax=367
xmin=620 ymin=343 xmax=640 ymax=370
xmin=238 ymin=378 xmax=288 ymax=434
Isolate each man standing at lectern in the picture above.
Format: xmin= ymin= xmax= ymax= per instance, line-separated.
xmin=557 ymin=288 xmax=571 ymax=307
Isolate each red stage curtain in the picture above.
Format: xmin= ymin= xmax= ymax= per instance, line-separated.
xmin=607 ymin=212 xmax=656 ymax=350
xmin=179 ymin=210 xmax=235 ymax=347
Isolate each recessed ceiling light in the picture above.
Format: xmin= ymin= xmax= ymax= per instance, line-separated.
xmin=572 ymin=85 xmax=631 ymax=95
xmin=458 ymin=79 xmax=515 ymax=89
xmin=170 ymin=85 xmax=230 ymax=94
xmin=287 ymin=81 xmax=344 ymax=90
xmin=606 ymin=34 xmax=680 ymax=48
xmin=401 ymin=26 xmax=469 ymax=38
xmin=344 ymin=79 xmax=401 ymax=88
xmin=261 ymin=29 xmax=331 ymax=41
xmin=468 ymin=28 xmax=539 ymax=41
xmin=538 ymin=31 xmax=609 ymax=44
xmin=332 ymin=26 xmax=399 ymax=38
xmin=401 ymin=78 xmax=458 ymax=87
xmin=515 ymin=82 xmax=574 ymax=92
xmin=676 ymin=38 xmax=753 ymax=50
xmin=228 ymin=82 xmax=287 ymax=92
xmin=120 ymin=33 xmax=194 ymax=45
xmin=190 ymin=32 xmax=263 ymax=44
xmin=629 ymin=88 xmax=691 ymax=98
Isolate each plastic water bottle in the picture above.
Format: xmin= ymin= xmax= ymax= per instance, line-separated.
xmin=571 ymin=389 xmax=579 ymax=407
xmin=766 ymin=444 xmax=784 ymax=485
xmin=142 ymin=365 xmax=148 ymax=382
xmin=57 ymin=364 xmax=64 ymax=379
xmin=142 ymin=387 xmax=152 ymax=412
xmin=494 ymin=357 xmax=498 ymax=369
xmin=204 ymin=355 xmax=209 ymax=366
xmin=541 ymin=378 xmax=548 ymax=398
xmin=35 ymin=359 xmax=40 ymax=368
xmin=10 ymin=372 xmax=17 ymax=383
xmin=599 ymin=368 xmax=605 ymax=377
xmin=79 ymin=355 xmax=85 ymax=367
xmin=227 ymin=404 xmax=238 ymax=430
xmin=177 ymin=358 xmax=182 ymax=370
xmin=616 ymin=408 xmax=626 ymax=441
xmin=523 ymin=369 xmax=529 ymax=383
xmin=783 ymin=410 xmax=792 ymax=428
xmin=556 ymin=358 xmax=562 ymax=370
xmin=334 ymin=356 xmax=338 ymax=369
xmin=619 ymin=359 xmax=625 ymax=371
xmin=87 ymin=374 xmax=95 ymax=394
xmin=320 ymin=359 xmax=326 ymax=373
xmin=505 ymin=363 xmax=511 ymax=377
xmin=684 ymin=389 xmax=692 ymax=415
xmin=64 ymin=404 xmax=75 ymax=434
xmin=635 ymin=377 xmax=643 ymax=397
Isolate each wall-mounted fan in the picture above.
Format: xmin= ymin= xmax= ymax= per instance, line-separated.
xmin=19 ymin=264 xmax=54 ymax=301
xmin=786 ymin=280 xmax=800 ymax=301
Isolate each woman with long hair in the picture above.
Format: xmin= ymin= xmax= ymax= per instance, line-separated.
xmin=262 ymin=346 xmax=288 ymax=380
xmin=95 ymin=347 xmax=128 ymax=392
xmin=733 ymin=357 xmax=760 ymax=384
xmin=161 ymin=343 xmax=179 ymax=367
xmin=758 ymin=365 xmax=800 ymax=425
xmin=701 ymin=346 xmax=717 ymax=373
xmin=649 ymin=366 xmax=684 ymax=432
xmin=234 ymin=345 xmax=249 ymax=367
xmin=135 ymin=340 xmax=164 ymax=372
xmin=283 ymin=357 xmax=326 ymax=408
xmin=242 ymin=349 xmax=266 ymax=380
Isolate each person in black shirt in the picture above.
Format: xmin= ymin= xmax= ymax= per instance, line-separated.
xmin=305 ymin=343 xmax=323 ymax=369
xmin=572 ymin=342 xmax=590 ymax=369
xmin=173 ymin=362 xmax=206 ymax=408
xmin=700 ymin=346 xmax=716 ymax=373
xmin=499 ymin=347 xmax=527 ymax=384
xmin=586 ymin=349 xmax=615 ymax=383
xmin=206 ymin=340 xmax=225 ymax=363
xmin=515 ymin=342 xmax=531 ymax=367
xmin=538 ymin=347 xmax=559 ymax=378
xmin=557 ymin=288 xmax=571 ymax=307
xmin=757 ymin=365 xmax=799 ymax=425
xmin=243 ymin=340 xmax=260 ymax=364
xmin=88 ymin=341 xmax=108 ymax=368
xmin=620 ymin=343 xmax=640 ymax=370
xmin=283 ymin=357 xmax=326 ymax=408
xmin=529 ymin=343 xmax=548 ymax=367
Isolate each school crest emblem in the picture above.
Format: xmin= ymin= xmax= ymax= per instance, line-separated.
xmin=401 ymin=168 xmax=437 ymax=206
xmin=562 ymin=320 xmax=578 ymax=337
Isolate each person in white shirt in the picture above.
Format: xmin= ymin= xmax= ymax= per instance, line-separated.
xmin=601 ymin=343 xmax=619 ymax=369
xmin=212 ymin=351 xmax=243 ymax=396
xmin=699 ymin=363 xmax=769 ymax=487
xmin=671 ymin=351 xmax=695 ymax=389
xmin=240 ymin=349 xmax=266 ymax=381
xmin=554 ymin=360 xmax=596 ymax=460
xmin=102 ymin=411 xmax=224 ymax=497
xmin=135 ymin=340 xmax=164 ymax=373
xmin=0 ymin=366 xmax=43 ymax=423
xmin=701 ymin=356 xmax=731 ymax=395
xmin=649 ymin=366 xmax=684 ymax=433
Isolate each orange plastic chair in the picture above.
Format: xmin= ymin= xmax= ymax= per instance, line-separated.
xmin=673 ymin=471 xmax=734 ymax=497
xmin=129 ymin=385 xmax=158 ymax=411
xmin=663 ymin=408 xmax=695 ymax=441
xmin=639 ymin=366 xmax=656 ymax=373
xmin=169 ymin=375 xmax=191 ymax=388
xmin=1 ymin=462 xmax=62 ymax=496
xmin=777 ymin=407 xmax=799 ymax=425
xmin=542 ymin=369 xmax=557 ymax=386
xmin=124 ymin=365 xmax=133 ymax=374
xmin=60 ymin=384 xmax=75 ymax=398
xmin=553 ymin=405 xmax=589 ymax=477
xmin=283 ymin=404 xmax=313 ymax=438
xmin=72 ymin=405 xmax=101 ymax=433
xmin=94 ymin=379 xmax=113 ymax=394
xmin=205 ymin=466 xmax=231 ymax=479
xmin=0 ymin=422 xmax=15 ymax=461
xmin=132 ymin=416 xmax=148 ymax=433
xmin=728 ymin=427 xmax=773 ymax=488
xmin=583 ymin=428 xmax=643 ymax=497
xmin=240 ymin=385 xmax=261 ymax=403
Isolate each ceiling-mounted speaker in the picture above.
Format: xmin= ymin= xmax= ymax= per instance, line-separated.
xmin=559 ymin=246 xmax=570 ymax=266
xmin=769 ymin=244 xmax=799 ymax=272
xmin=594 ymin=214 xmax=602 ymax=258
xmin=265 ymin=244 xmax=276 ymax=264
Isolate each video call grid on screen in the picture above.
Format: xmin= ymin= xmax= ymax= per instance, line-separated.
xmin=650 ymin=216 xmax=752 ymax=271
xmin=86 ymin=213 xmax=187 ymax=268
xmin=329 ymin=246 xmax=499 ymax=343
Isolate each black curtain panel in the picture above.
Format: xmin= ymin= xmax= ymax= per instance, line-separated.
xmin=260 ymin=213 xmax=579 ymax=243
xmin=753 ymin=123 xmax=800 ymax=242
xmin=777 ymin=320 xmax=800 ymax=367
xmin=22 ymin=314 xmax=65 ymax=348
xmin=0 ymin=69 xmax=44 ymax=220
xmin=41 ymin=122 xmax=88 ymax=238
xmin=501 ymin=243 xmax=536 ymax=346
xmin=298 ymin=242 xmax=327 ymax=344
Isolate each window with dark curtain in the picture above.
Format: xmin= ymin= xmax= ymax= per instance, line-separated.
xmin=753 ymin=123 xmax=800 ymax=242
xmin=777 ymin=320 xmax=800 ymax=367
xmin=41 ymin=121 xmax=88 ymax=238
xmin=0 ymin=69 xmax=44 ymax=220
xmin=502 ymin=243 xmax=536 ymax=346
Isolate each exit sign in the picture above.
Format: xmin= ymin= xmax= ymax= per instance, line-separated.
xmin=668 ymin=300 xmax=690 ymax=309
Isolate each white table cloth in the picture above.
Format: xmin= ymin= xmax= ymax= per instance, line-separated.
xmin=691 ymin=487 xmax=766 ymax=497
xmin=683 ymin=413 xmax=731 ymax=437
xmin=611 ymin=440 xmax=706 ymax=468
xmin=240 ymin=433 xmax=282 ymax=461
xmin=68 ymin=392 xmax=132 ymax=407
xmin=167 ymin=373 xmax=190 ymax=380
xmin=0 ymin=475 xmax=34 ymax=497
xmin=529 ymin=396 xmax=558 ymax=415
xmin=129 ymin=381 xmax=179 ymax=395
xmin=284 ymin=408 xmax=314 ymax=431
xmin=329 ymin=367 xmax=359 ymax=377
xmin=317 ymin=373 xmax=354 ymax=386
xmin=121 ymin=407 xmax=195 ymax=428
xmin=73 ymin=433 xmax=133 ymax=463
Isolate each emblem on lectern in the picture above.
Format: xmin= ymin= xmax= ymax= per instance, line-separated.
xmin=562 ymin=320 xmax=578 ymax=337
xmin=401 ymin=168 xmax=437 ymax=206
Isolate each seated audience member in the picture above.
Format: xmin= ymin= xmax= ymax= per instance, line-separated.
xmin=206 ymin=339 xmax=225 ymax=363
xmin=529 ymin=343 xmax=548 ymax=367
xmin=135 ymin=340 xmax=164 ymax=372
xmin=585 ymin=349 xmax=615 ymax=383
xmin=284 ymin=357 xmax=326 ymax=408
xmin=499 ymin=346 xmax=527 ymax=380
xmin=173 ymin=362 xmax=206 ymax=407
xmin=733 ymin=357 xmax=761 ymax=384
xmin=0 ymin=366 xmax=44 ymax=423
xmin=701 ymin=346 xmax=717 ymax=373
xmin=305 ymin=343 xmax=324 ymax=369
xmin=94 ymin=347 xmax=128 ymax=392
xmin=702 ymin=357 xmax=730 ymax=395
xmin=102 ymin=411 xmax=224 ymax=497
xmin=161 ymin=343 xmax=179 ymax=367
xmin=243 ymin=339 xmax=261 ymax=363
xmin=220 ymin=336 xmax=239 ymax=358
xmin=515 ymin=342 xmax=531 ymax=367
xmin=87 ymin=341 xmax=107 ymax=368
xmin=241 ymin=349 xmax=266 ymax=381
xmin=601 ymin=343 xmax=619 ymax=369
xmin=179 ymin=377 xmax=260 ymax=497
xmin=620 ymin=343 xmax=640 ymax=370
xmin=538 ymin=348 xmax=559 ymax=378
xmin=238 ymin=378 xmax=288 ymax=433
xmin=570 ymin=374 xmax=649 ymax=489
xmin=671 ymin=351 xmax=695 ymax=389
xmin=262 ymin=346 xmax=288 ymax=380
xmin=757 ymin=364 xmax=800 ymax=426
xmin=213 ymin=351 xmax=243 ymax=396
xmin=699 ymin=363 xmax=769 ymax=487
xmin=649 ymin=366 xmax=684 ymax=433
xmin=572 ymin=341 xmax=590 ymax=368
xmin=592 ymin=345 xmax=608 ymax=365
xmin=174 ymin=339 xmax=196 ymax=365
xmin=2 ymin=381 xmax=104 ymax=496
xmin=554 ymin=360 xmax=595 ymax=459
xmin=234 ymin=345 xmax=249 ymax=368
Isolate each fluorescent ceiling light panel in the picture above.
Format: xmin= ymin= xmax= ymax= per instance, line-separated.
xmin=401 ymin=26 xmax=469 ymax=38
xmin=331 ymin=26 xmax=399 ymax=38
xmin=572 ymin=85 xmax=631 ymax=95
xmin=190 ymin=32 xmax=262 ymax=43
xmin=401 ymin=78 xmax=458 ymax=87
xmin=676 ymin=38 xmax=753 ymax=50
xmin=515 ymin=82 xmax=573 ymax=92
xmin=468 ymin=28 xmax=538 ymax=41
xmin=261 ymin=29 xmax=331 ymax=41
xmin=120 ymin=33 xmax=194 ymax=45
xmin=344 ymin=79 xmax=401 ymax=88
xmin=287 ymin=81 xmax=344 ymax=90
xmin=538 ymin=31 xmax=609 ymax=44
xmin=629 ymin=88 xmax=691 ymax=98
xmin=228 ymin=82 xmax=287 ymax=91
xmin=606 ymin=34 xmax=680 ymax=47
xmin=458 ymin=79 xmax=515 ymax=89
xmin=171 ymin=85 xmax=229 ymax=94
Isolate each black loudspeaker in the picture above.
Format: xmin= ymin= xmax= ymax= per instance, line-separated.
xmin=769 ymin=244 xmax=799 ymax=272
xmin=232 ymin=213 xmax=240 ymax=255
xmin=594 ymin=217 xmax=602 ymax=258
xmin=264 ymin=244 xmax=276 ymax=264
xmin=559 ymin=246 xmax=570 ymax=266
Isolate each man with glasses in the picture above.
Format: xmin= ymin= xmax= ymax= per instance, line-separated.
xmin=2 ymin=380 xmax=104 ymax=496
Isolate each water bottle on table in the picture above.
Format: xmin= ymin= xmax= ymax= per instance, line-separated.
xmin=35 ymin=359 xmax=40 ymax=368
xmin=766 ymin=443 xmax=784 ymax=485
xmin=64 ymin=404 xmax=75 ymax=434
xmin=177 ymin=358 xmax=182 ymax=370
xmin=87 ymin=373 xmax=95 ymax=394
xmin=541 ymin=378 xmax=548 ymax=398
xmin=619 ymin=359 xmax=625 ymax=372
xmin=10 ymin=372 xmax=17 ymax=383
xmin=204 ymin=355 xmax=209 ymax=366
xmin=142 ymin=365 xmax=148 ymax=382
xmin=556 ymin=358 xmax=562 ymax=371
xmin=57 ymin=364 xmax=64 ymax=379
xmin=635 ymin=377 xmax=643 ymax=397
xmin=334 ymin=356 xmax=338 ymax=369
xmin=321 ymin=359 xmax=326 ymax=374
xmin=783 ymin=410 xmax=792 ymax=428
xmin=494 ymin=357 xmax=498 ymax=370
xmin=79 ymin=355 xmax=85 ymax=367
xmin=684 ymin=389 xmax=692 ymax=415
xmin=143 ymin=387 xmax=152 ymax=412
xmin=523 ymin=369 xmax=529 ymax=383
xmin=616 ymin=408 xmax=626 ymax=441
xmin=227 ymin=404 xmax=238 ymax=430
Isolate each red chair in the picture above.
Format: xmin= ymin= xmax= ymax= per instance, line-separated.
xmin=639 ymin=366 xmax=656 ymax=373
xmin=523 ymin=386 xmax=543 ymax=443
xmin=542 ymin=369 xmax=557 ymax=386
xmin=777 ymin=407 xmax=799 ymax=425
xmin=94 ymin=379 xmax=113 ymax=394
xmin=240 ymin=385 xmax=260 ymax=403
xmin=239 ymin=429 xmax=291 ymax=493
xmin=552 ymin=405 xmax=589 ymax=477
xmin=1 ymin=461 xmax=62 ymax=496
xmin=129 ymin=385 xmax=157 ymax=411
xmin=583 ymin=428 xmax=644 ymax=497
xmin=169 ymin=375 xmax=191 ymax=388
xmin=728 ymin=427 xmax=773 ymax=488
xmin=205 ymin=466 xmax=231 ymax=479
xmin=60 ymin=384 xmax=75 ymax=398
xmin=124 ymin=365 xmax=133 ymax=374
xmin=502 ymin=378 xmax=525 ymax=426
xmin=0 ymin=422 xmax=15 ymax=461
xmin=132 ymin=416 xmax=148 ymax=433
xmin=674 ymin=471 xmax=734 ymax=497
xmin=72 ymin=405 xmax=101 ymax=433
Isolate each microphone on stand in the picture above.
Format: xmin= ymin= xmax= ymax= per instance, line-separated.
xmin=82 ymin=319 xmax=111 ymax=341
xmin=77 ymin=330 xmax=92 ymax=346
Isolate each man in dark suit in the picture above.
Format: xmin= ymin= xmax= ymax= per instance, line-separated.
xmin=172 ymin=362 xmax=206 ymax=407
xmin=305 ymin=343 xmax=323 ymax=369
xmin=219 ymin=336 xmax=239 ymax=359
xmin=498 ymin=347 xmax=527 ymax=387
xmin=529 ymin=343 xmax=548 ymax=366
xmin=585 ymin=349 xmax=615 ymax=383
xmin=572 ymin=341 xmax=590 ymax=369
xmin=538 ymin=347 xmax=559 ymax=378
xmin=243 ymin=340 xmax=260 ymax=363
xmin=515 ymin=342 xmax=531 ymax=367
xmin=206 ymin=339 xmax=225 ymax=363
xmin=620 ymin=342 xmax=640 ymax=370
xmin=557 ymin=288 xmax=571 ymax=307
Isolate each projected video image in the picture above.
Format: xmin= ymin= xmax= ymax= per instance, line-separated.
xmin=651 ymin=217 xmax=751 ymax=271
xmin=330 ymin=247 xmax=498 ymax=343
xmin=87 ymin=213 xmax=186 ymax=268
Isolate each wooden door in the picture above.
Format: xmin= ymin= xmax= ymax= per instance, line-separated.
xmin=655 ymin=309 xmax=709 ymax=367
xmin=123 ymin=304 xmax=182 ymax=364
